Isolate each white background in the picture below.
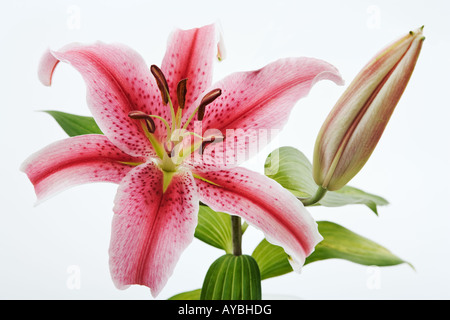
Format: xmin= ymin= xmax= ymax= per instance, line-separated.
xmin=1 ymin=0 xmax=449 ymax=300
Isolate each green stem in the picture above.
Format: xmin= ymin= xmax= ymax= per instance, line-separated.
xmin=300 ymin=186 xmax=327 ymax=206
xmin=231 ymin=215 xmax=242 ymax=256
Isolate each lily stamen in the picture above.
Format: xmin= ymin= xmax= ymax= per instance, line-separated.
xmin=128 ymin=110 xmax=164 ymax=159
xmin=147 ymin=114 xmax=171 ymax=140
xmin=199 ymin=136 xmax=217 ymax=155
xmin=182 ymin=88 xmax=222 ymax=130
xmin=128 ymin=111 xmax=156 ymax=133
xmin=151 ymin=64 xmax=177 ymax=133
xmin=177 ymin=78 xmax=188 ymax=110
xmin=197 ymin=88 xmax=222 ymax=121
xmin=175 ymin=78 xmax=188 ymax=129
xmin=150 ymin=65 xmax=170 ymax=105
xmin=164 ymin=141 xmax=174 ymax=158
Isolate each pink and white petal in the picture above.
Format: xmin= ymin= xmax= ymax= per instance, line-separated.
xmin=201 ymin=57 xmax=343 ymax=132
xmin=21 ymin=134 xmax=145 ymax=204
xmin=161 ymin=23 xmax=222 ymax=114
xmin=38 ymin=48 xmax=60 ymax=86
xmin=184 ymin=57 xmax=344 ymax=168
xmin=109 ymin=162 xmax=198 ymax=297
xmin=193 ymin=167 xmax=322 ymax=271
xmin=39 ymin=43 xmax=168 ymax=157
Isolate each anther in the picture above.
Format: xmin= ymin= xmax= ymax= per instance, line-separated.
xmin=198 ymin=88 xmax=222 ymax=121
xmin=177 ymin=78 xmax=188 ymax=109
xmin=128 ymin=111 xmax=156 ymax=133
xmin=199 ymin=135 xmax=223 ymax=155
xmin=128 ymin=110 xmax=149 ymax=119
xmin=164 ymin=141 xmax=174 ymax=158
xmin=150 ymin=65 xmax=170 ymax=105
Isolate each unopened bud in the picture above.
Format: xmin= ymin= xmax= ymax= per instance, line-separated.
xmin=313 ymin=27 xmax=424 ymax=191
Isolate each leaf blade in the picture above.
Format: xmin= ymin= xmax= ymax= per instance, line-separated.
xmin=168 ymin=289 xmax=201 ymax=300
xmin=43 ymin=110 xmax=103 ymax=137
xmin=252 ymin=221 xmax=411 ymax=281
xmin=252 ymin=238 xmax=293 ymax=280
xmin=194 ymin=205 xmax=233 ymax=253
xmin=264 ymin=146 xmax=388 ymax=213
xmin=305 ymin=221 xmax=411 ymax=267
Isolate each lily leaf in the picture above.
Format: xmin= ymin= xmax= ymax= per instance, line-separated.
xmin=305 ymin=221 xmax=412 ymax=267
xmin=252 ymin=221 xmax=411 ymax=280
xmin=168 ymin=289 xmax=201 ymax=300
xmin=264 ymin=146 xmax=388 ymax=214
xmin=43 ymin=110 xmax=103 ymax=137
xmin=200 ymin=254 xmax=261 ymax=300
xmin=194 ymin=205 xmax=233 ymax=253
xmin=251 ymin=238 xmax=293 ymax=280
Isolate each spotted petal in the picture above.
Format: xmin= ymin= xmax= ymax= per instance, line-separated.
xmin=38 ymin=43 xmax=169 ymax=157
xmin=193 ymin=166 xmax=323 ymax=271
xmin=185 ymin=57 xmax=344 ymax=169
xmin=109 ymin=162 xmax=198 ymax=297
xmin=21 ymin=134 xmax=144 ymax=203
xmin=161 ymin=23 xmax=222 ymax=115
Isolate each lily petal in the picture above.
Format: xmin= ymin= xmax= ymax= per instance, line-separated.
xmin=161 ymin=23 xmax=222 ymax=115
xmin=21 ymin=134 xmax=145 ymax=204
xmin=193 ymin=166 xmax=323 ymax=272
xmin=109 ymin=162 xmax=198 ymax=297
xmin=39 ymin=43 xmax=168 ymax=157
xmin=185 ymin=57 xmax=344 ymax=169
xmin=38 ymin=48 xmax=59 ymax=86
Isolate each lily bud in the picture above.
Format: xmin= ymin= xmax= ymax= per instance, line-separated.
xmin=313 ymin=27 xmax=424 ymax=191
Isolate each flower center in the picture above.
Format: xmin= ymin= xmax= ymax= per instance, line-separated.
xmin=128 ymin=65 xmax=222 ymax=173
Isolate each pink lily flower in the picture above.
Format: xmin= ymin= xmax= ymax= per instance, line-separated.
xmin=22 ymin=24 xmax=343 ymax=297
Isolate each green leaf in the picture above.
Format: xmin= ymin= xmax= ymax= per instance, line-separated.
xmin=195 ymin=205 xmax=233 ymax=253
xmin=252 ymin=238 xmax=293 ymax=280
xmin=200 ymin=254 xmax=261 ymax=300
xmin=168 ymin=289 xmax=201 ymax=300
xmin=305 ymin=221 xmax=412 ymax=268
xmin=252 ymin=221 xmax=411 ymax=280
xmin=43 ymin=110 xmax=103 ymax=137
xmin=264 ymin=146 xmax=388 ymax=214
